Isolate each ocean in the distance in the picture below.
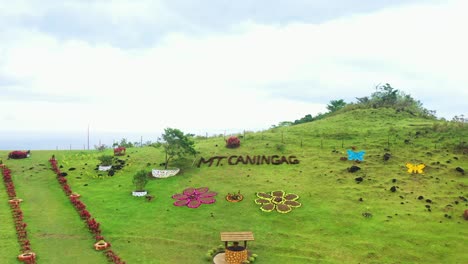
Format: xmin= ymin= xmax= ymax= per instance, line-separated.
xmin=0 ymin=131 xmax=162 ymax=150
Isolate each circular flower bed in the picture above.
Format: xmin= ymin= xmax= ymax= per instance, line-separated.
xmin=226 ymin=192 xmax=244 ymax=202
xmin=172 ymin=187 xmax=217 ymax=208
xmin=254 ymin=191 xmax=301 ymax=214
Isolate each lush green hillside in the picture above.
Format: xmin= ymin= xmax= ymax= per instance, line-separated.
xmin=1 ymin=108 xmax=467 ymax=264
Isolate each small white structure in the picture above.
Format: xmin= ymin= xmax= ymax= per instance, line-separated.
xmin=151 ymin=168 xmax=180 ymax=178
xmin=132 ymin=191 xmax=148 ymax=197
xmin=98 ymin=165 xmax=112 ymax=171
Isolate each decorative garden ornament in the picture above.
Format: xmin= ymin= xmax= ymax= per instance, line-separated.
xmin=98 ymin=165 xmax=112 ymax=171
xmin=94 ymin=240 xmax=110 ymax=250
xmin=406 ymin=163 xmax=425 ymax=174
xmin=347 ymin=150 xmax=366 ymax=161
xmin=172 ymin=187 xmax=217 ymax=208
xmin=255 ymin=191 xmax=301 ymax=214
xmin=226 ymin=136 xmax=241 ymax=148
xmin=8 ymin=150 xmax=31 ymax=159
xmin=132 ymin=170 xmax=149 ymax=197
xmin=113 ymin=146 xmax=126 ymax=156
xmin=151 ymin=168 xmax=180 ymax=178
xmin=98 ymin=155 xmax=113 ymax=171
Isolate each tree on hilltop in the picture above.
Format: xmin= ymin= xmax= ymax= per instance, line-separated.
xmin=152 ymin=128 xmax=197 ymax=169
xmin=354 ymin=83 xmax=435 ymax=118
xmin=326 ymin=99 xmax=347 ymax=113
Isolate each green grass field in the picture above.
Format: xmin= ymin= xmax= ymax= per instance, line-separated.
xmin=1 ymin=108 xmax=467 ymax=264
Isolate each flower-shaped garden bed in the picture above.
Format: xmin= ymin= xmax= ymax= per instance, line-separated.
xmin=254 ymin=191 xmax=301 ymax=214
xmin=172 ymin=187 xmax=217 ymax=208
xmin=225 ymin=192 xmax=244 ymax=203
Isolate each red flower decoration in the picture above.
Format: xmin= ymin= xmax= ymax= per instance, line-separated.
xmin=226 ymin=136 xmax=240 ymax=148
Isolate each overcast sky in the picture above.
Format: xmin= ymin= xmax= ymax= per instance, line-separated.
xmin=1 ymin=0 xmax=467 ymax=139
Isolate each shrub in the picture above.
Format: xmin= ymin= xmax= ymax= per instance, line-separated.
xmin=132 ymin=170 xmax=149 ymax=191
xmin=8 ymin=150 xmax=30 ymax=159
xmin=275 ymin=144 xmax=285 ymax=152
xmin=98 ymin=155 xmax=113 ymax=166
xmin=226 ymin=136 xmax=240 ymax=148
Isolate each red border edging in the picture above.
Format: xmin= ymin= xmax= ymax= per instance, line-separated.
xmin=1 ymin=165 xmax=36 ymax=264
xmin=49 ymin=157 xmax=125 ymax=264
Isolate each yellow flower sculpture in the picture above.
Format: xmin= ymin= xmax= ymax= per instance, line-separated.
xmin=255 ymin=191 xmax=301 ymax=214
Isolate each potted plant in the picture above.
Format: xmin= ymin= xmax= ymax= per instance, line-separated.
xmin=98 ymin=155 xmax=113 ymax=171
xmin=132 ymin=170 xmax=149 ymax=197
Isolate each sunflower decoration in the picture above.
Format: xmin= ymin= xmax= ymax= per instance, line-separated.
xmin=254 ymin=191 xmax=301 ymax=214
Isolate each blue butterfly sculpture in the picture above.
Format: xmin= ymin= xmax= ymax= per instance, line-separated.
xmin=347 ymin=150 xmax=366 ymax=161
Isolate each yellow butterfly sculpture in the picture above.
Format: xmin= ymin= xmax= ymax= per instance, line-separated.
xmin=405 ymin=163 xmax=425 ymax=174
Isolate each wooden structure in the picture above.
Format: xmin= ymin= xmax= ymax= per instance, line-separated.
xmin=220 ymin=232 xmax=254 ymax=264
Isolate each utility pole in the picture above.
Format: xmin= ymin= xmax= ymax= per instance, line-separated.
xmin=87 ymin=124 xmax=90 ymax=150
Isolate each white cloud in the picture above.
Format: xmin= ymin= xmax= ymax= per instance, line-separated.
xmin=1 ymin=0 xmax=467 ymax=138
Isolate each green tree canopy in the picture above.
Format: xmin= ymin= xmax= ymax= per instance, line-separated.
xmin=326 ymin=99 xmax=347 ymax=113
xmin=153 ymin=128 xmax=197 ymax=169
xmin=352 ymin=83 xmax=435 ymax=118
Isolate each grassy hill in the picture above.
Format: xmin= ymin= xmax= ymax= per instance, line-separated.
xmin=1 ymin=108 xmax=467 ymax=264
